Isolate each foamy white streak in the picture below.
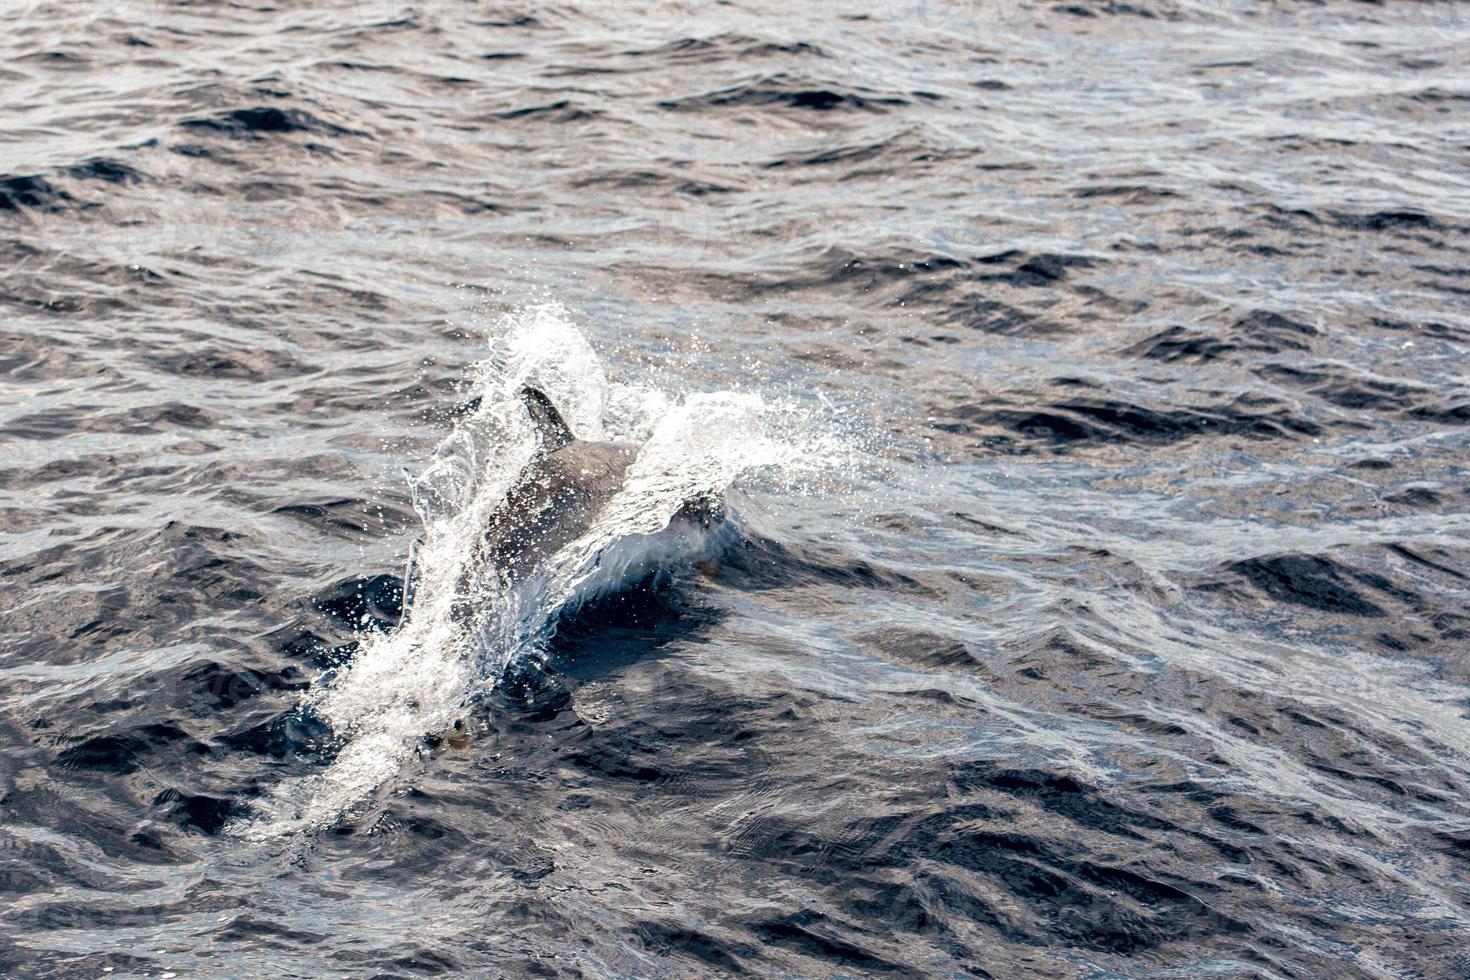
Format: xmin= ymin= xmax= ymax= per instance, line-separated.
xmin=233 ymin=307 xmax=795 ymax=837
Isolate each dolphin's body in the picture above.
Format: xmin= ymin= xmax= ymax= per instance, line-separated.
xmin=423 ymin=387 xmax=721 ymax=622
xmin=481 ymin=387 xmax=639 ymax=581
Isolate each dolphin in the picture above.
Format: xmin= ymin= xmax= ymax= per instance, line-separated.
xmin=411 ymin=387 xmax=721 ymax=624
xmin=481 ymin=387 xmax=640 ymax=581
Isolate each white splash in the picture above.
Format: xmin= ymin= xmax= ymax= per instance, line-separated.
xmin=234 ymin=305 xmax=799 ymax=837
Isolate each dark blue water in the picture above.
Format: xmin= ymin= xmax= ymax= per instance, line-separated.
xmin=3 ymin=1 xmax=1469 ymax=976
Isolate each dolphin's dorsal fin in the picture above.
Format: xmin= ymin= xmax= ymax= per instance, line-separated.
xmin=520 ymin=386 xmax=574 ymax=452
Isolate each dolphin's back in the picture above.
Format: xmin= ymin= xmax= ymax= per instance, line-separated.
xmin=481 ymin=434 xmax=636 ymax=580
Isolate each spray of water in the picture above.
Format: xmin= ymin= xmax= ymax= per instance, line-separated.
xmin=234 ymin=305 xmax=799 ymax=837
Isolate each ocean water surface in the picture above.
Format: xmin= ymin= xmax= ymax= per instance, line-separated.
xmin=2 ymin=0 xmax=1469 ymax=976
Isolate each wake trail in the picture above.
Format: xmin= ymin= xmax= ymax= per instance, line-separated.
xmin=233 ymin=305 xmax=821 ymax=837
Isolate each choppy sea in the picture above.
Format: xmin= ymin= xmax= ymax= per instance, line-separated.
xmin=3 ymin=1 xmax=1469 ymax=976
